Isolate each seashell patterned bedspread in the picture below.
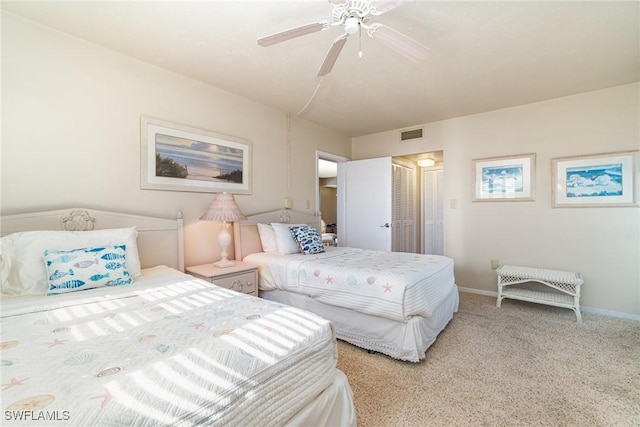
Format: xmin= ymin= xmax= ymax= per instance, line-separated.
xmin=267 ymin=248 xmax=457 ymax=322
xmin=1 ymin=267 xmax=337 ymax=426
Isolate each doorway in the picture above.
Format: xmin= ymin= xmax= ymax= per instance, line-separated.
xmin=392 ymin=151 xmax=444 ymax=254
xmin=316 ymin=151 xmax=349 ymax=243
xmin=318 ymin=150 xmax=444 ymax=254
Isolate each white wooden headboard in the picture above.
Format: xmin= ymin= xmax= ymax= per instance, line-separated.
xmin=0 ymin=208 xmax=185 ymax=271
xmin=233 ymin=209 xmax=321 ymax=261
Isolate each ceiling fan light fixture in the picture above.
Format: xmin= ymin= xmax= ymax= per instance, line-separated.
xmin=344 ymin=16 xmax=359 ymax=34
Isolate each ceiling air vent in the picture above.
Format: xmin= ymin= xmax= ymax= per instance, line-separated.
xmin=400 ymin=128 xmax=423 ymax=141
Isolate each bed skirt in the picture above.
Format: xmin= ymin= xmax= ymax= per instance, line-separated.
xmin=261 ymin=285 xmax=459 ymax=362
xmin=285 ymin=369 xmax=356 ymax=426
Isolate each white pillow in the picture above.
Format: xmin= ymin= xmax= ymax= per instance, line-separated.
xmin=271 ymin=223 xmax=306 ymax=255
xmin=257 ymin=223 xmax=278 ymax=253
xmin=0 ymin=227 xmax=141 ymax=296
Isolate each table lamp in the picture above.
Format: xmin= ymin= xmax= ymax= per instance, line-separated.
xmin=200 ymin=192 xmax=246 ymax=268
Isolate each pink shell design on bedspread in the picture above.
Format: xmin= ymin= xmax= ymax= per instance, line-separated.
xmin=367 ymin=277 xmax=376 ymax=285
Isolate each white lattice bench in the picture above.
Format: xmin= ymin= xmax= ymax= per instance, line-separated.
xmin=496 ymin=265 xmax=584 ymax=322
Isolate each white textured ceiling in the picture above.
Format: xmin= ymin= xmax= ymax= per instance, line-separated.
xmin=2 ymin=1 xmax=638 ymax=137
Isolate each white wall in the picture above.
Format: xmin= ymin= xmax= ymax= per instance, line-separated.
xmin=3 ymin=13 xmax=638 ymax=316
xmin=353 ymin=83 xmax=640 ymax=316
xmin=1 ymin=13 xmax=351 ymax=266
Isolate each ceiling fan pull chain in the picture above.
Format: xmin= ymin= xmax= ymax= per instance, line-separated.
xmin=358 ymin=25 xmax=363 ymax=58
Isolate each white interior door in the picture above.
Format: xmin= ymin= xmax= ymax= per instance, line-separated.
xmin=338 ymin=157 xmax=392 ymax=251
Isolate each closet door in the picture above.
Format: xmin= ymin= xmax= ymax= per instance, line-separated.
xmin=392 ymin=162 xmax=416 ymax=253
xmin=422 ymin=168 xmax=444 ymax=255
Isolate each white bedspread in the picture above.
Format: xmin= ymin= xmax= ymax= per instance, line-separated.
xmin=1 ymin=266 xmax=338 ymax=426
xmin=245 ymin=247 xmax=456 ymax=322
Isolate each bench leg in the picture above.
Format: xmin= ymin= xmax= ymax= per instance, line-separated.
xmin=573 ymin=307 xmax=582 ymax=323
xmin=573 ymin=295 xmax=582 ymax=322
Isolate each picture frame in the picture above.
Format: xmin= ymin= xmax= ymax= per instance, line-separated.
xmin=141 ymin=117 xmax=252 ymax=194
xmin=472 ymin=153 xmax=536 ymax=201
xmin=551 ymin=150 xmax=638 ymax=208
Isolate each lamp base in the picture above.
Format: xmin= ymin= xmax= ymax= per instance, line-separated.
xmin=213 ymin=259 xmax=236 ymax=268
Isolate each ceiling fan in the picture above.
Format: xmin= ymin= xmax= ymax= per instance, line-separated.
xmin=257 ymin=0 xmax=430 ymax=76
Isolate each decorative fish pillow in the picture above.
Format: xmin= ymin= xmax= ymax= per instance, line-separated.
xmin=43 ymin=244 xmax=132 ymax=295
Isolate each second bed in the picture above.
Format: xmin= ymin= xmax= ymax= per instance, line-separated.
xmin=234 ymin=210 xmax=459 ymax=362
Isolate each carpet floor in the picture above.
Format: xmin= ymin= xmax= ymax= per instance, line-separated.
xmin=336 ymin=292 xmax=640 ymax=427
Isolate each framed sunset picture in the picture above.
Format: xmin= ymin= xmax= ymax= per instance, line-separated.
xmin=140 ymin=117 xmax=252 ymax=194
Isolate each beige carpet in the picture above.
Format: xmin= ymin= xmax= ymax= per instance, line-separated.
xmin=336 ymin=292 xmax=640 ymax=427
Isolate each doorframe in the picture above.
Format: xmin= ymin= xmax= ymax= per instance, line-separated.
xmin=315 ymin=150 xmax=349 ymax=217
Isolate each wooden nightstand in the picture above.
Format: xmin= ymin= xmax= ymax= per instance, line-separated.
xmin=186 ymin=262 xmax=259 ymax=297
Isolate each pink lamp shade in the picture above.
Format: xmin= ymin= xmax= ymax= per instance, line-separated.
xmin=200 ymin=192 xmax=246 ymax=268
xmin=199 ymin=192 xmax=247 ymax=222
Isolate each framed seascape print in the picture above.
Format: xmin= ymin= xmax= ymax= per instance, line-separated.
xmin=551 ymin=151 xmax=638 ymax=208
xmin=472 ymin=153 xmax=536 ymax=201
xmin=141 ymin=117 xmax=252 ymax=194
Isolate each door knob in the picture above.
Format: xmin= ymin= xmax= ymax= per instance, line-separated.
xmin=380 ymin=223 xmax=391 ymax=228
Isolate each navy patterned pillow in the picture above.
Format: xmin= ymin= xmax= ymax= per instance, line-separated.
xmin=290 ymin=226 xmax=325 ymax=255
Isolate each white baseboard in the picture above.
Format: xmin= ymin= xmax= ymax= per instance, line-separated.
xmin=457 ymin=286 xmax=640 ymax=322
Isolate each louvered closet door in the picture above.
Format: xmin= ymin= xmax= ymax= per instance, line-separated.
xmin=392 ymin=162 xmax=416 ymax=253
xmin=423 ymin=168 xmax=444 ymax=255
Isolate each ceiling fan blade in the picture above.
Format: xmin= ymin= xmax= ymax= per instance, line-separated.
xmin=318 ymin=34 xmax=349 ymax=76
xmin=367 ymin=23 xmax=430 ymax=62
xmin=258 ymin=21 xmax=331 ymax=47
xmin=371 ymin=1 xmax=404 ymax=15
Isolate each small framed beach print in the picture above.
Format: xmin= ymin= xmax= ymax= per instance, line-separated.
xmin=472 ymin=153 xmax=536 ymax=201
xmin=552 ymin=151 xmax=638 ymax=208
xmin=141 ymin=117 xmax=252 ymax=194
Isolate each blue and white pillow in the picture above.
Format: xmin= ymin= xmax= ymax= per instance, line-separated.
xmin=290 ymin=226 xmax=325 ymax=255
xmin=43 ymin=244 xmax=132 ymax=295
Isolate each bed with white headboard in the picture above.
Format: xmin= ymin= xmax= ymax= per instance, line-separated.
xmin=234 ymin=209 xmax=459 ymax=362
xmin=0 ymin=207 xmax=355 ymax=426
xmin=0 ymin=208 xmax=185 ymax=271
